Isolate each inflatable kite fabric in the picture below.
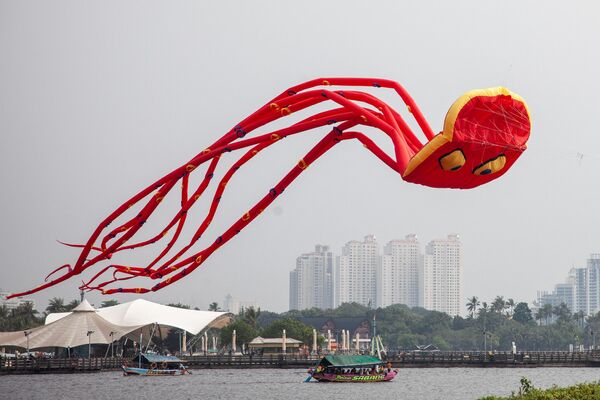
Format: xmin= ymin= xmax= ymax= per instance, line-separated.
xmin=7 ymin=77 xmax=531 ymax=299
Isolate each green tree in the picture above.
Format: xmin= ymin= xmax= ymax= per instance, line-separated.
xmin=100 ymin=299 xmax=119 ymax=308
xmin=220 ymin=319 xmax=261 ymax=349
xmin=466 ymin=296 xmax=480 ymax=318
xmin=491 ymin=296 xmax=506 ymax=314
xmin=513 ymin=302 xmax=533 ymax=324
xmin=7 ymin=302 xmax=42 ymax=331
xmin=46 ymin=297 xmax=67 ymax=313
xmin=553 ymin=303 xmax=572 ymax=325
xmin=506 ymin=298 xmax=516 ymax=317
xmin=240 ymin=306 xmax=261 ymax=329
xmin=261 ymin=317 xmax=314 ymax=344
xmin=540 ymin=304 xmax=554 ymax=326
xmin=167 ymin=303 xmax=191 ymax=309
xmin=332 ymin=302 xmax=370 ymax=317
xmin=208 ymin=302 xmax=220 ymax=311
xmin=65 ymin=299 xmax=80 ymax=311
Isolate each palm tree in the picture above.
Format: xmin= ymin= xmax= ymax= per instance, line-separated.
xmin=534 ymin=308 xmax=543 ymax=325
xmin=208 ymin=302 xmax=220 ymax=311
xmin=241 ymin=306 xmax=261 ymax=329
xmin=65 ymin=299 xmax=80 ymax=311
xmin=506 ymin=298 xmax=516 ymax=317
xmin=553 ymin=303 xmax=571 ymax=324
xmin=466 ymin=296 xmax=480 ymax=318
xmin=46 ymin=297 xmax=66 ymax=313
xmin=100 ymin=300 xmax=119 ymax=308
xmin=491 ymin=296 xmax=506 ymax=314
xmin=541 ymin=304 xmax=553 ymax=325
xmin=574 ymin=311 xmax=586 ymax=328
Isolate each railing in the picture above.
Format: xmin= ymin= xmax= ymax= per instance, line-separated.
xmin=3 ymin=350 xmax=600 ymax=374
xmin=392 ymin=350 xmax=600 ymax=365
xmin=0 ymin=357 xmax=124 ymax=374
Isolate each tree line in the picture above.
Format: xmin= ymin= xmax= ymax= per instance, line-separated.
xmin=4 ymin=296 xmax=600 ymax=352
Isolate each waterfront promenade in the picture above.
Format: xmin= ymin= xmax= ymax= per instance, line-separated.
xmin=4 ymin=351 xmax=600 ymax=374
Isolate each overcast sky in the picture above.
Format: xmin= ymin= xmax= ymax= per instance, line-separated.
xmin=1 ymin=1 xmax=599 ymax=312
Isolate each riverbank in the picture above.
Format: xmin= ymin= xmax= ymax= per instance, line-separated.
xmin=480 ymin=380 xmax=600 ymax=399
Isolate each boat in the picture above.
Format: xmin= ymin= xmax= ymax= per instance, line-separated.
xmin=306 ymin=355 xmax=397 ymax=382
xmin=122 ymin=353 xmax=190 ymax=376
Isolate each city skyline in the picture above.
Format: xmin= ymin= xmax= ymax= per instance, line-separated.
xmin=290 ymin=234 xmax=463 ymax=316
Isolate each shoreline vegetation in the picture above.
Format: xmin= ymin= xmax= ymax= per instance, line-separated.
xmin=480 ymin=378 xmax=600 ymax=399
xmin=3 ymin=295 xmax=600 ymax=352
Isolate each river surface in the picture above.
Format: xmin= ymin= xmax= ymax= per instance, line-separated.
xmin=2 ymin=368 xmax=600 ymax=400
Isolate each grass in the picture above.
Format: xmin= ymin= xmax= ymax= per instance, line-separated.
xmin=480 ymin=377 xmax=600 ymax=399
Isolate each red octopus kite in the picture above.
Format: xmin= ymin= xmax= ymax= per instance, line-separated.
xmin=7 ymin=78 xmax=531 ymax=298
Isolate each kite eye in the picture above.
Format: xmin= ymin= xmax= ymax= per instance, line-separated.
xmin=473 ymin=155 xmax=507 ymax=176
xmin=438 ymin=149 xmax=466 ymax=171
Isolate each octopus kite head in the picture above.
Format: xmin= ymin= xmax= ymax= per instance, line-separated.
xmin=402 ymin=87 xmax=531 ymax=189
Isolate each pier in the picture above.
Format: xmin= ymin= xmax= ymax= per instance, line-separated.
xmin=4 ymin=351 xmax=600 ymax=374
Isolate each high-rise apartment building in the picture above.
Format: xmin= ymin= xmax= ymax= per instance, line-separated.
xmin=290 ymin=234 xmax=464 ymax=316
xmin=419 ymin=234 xmax=462 ymax=316
xmin=334 ymin=235 xmax=379 ymax=308
xmin=537 ymin=254 xmax=600 ymax=316
xmin=377 ymin=234 xmax=420 ymax=308
xmin=289 ymin=245 xmax=334 ymax=310
xmin=587 ymin=254 xmax=600 ymax=315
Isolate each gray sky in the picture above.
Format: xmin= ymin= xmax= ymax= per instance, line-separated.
xmin=1 ymin=1 xmax=599 ymax=312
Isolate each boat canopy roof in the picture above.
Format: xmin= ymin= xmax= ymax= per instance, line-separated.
xmin=319 ymin=355 xmax=383 ymax=367
xmin=134 ymin=353 xmax=182 ymax=363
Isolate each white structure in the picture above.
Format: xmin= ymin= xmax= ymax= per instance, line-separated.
xmin=289 ymin=245 xmax=334 ymax=310
xmin=0 ymin=290 xmax=34 ymax=311
xmin=334 ymin=235 xmax=379 ymax=308
xmin=419 ymin=234 xmax=462 ymax=316
xmin=377 ymin=235 xmax=420 ymax=308
xmin=46 ymin=299 xmax=232 ymax=335
xmin=0 ymin=300 xmax=140 ymax=349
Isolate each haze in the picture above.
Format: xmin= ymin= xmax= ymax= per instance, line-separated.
xmin=1 ymin=1 xmax=599 ymax=312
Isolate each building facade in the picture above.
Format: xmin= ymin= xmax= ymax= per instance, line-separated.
xmin=289 ymin=234 xmax=463 ymax=316
xmin=419 ymin=234 xmax=462 ymax=316
xmin=377 ymin=234 xmax=420 ymax=308
xmin=334 ymin=235 xmax=379 ymax=308
xmin=289 ymin=245 xmax=334 ymax=310
xmin=537 ymin=254 xmax=600 ymax=317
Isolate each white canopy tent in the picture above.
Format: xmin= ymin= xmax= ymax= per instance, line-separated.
xmin=0 ymin=300 xmax=141 ymax=349
xmin=46 ymin=299 xmax=232 ymax=335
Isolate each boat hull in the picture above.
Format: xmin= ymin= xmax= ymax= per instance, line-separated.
xmin=122 ymin=366 xmax=186 ymax=376
xmin=312 ymin=370 xmax=397 ymax=382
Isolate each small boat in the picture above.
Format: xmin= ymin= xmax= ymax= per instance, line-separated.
xmin=122 ymin=353 xmax=190 ymax=376
xmin=306 ymin=355 xmax=397 ymax=382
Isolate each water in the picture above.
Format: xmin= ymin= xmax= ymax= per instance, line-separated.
xmin=2 ymin=368 xmax=600 ymax=400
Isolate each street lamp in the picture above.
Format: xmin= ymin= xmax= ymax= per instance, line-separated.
xmin=105 ymin=331 xmax=117 ymax=358
xmin=23 ymin=331 xmax=30 ymax=357
xmin=87 ymin=331 xmax=94 ymax=359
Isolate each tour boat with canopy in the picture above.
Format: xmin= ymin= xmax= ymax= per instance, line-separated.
xmin=122 ymin=353 xmax=190 ymax=376
xmin=306 ymin=355 xmax=397 ymax=382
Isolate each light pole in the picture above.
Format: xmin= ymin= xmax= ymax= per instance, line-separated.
xmin=23 ymin=331 xmax=30 ymax=357
xmin=87 ymin=331 xmax=94 ymax=359
xmin=110 ymin=332 xmax=116 ymax=358
xmin=178 ymin=330 xmax=183 ymax=356
xmin=105 ymin=331 xmax=116 ymax=358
